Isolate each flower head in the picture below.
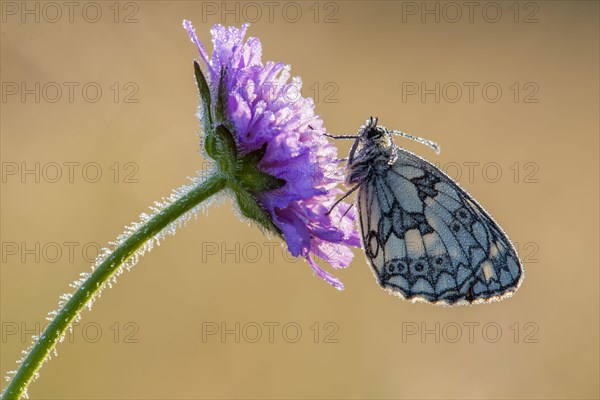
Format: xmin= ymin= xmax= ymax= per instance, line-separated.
xmin=184 ymin=21 xmax=360 ymax=289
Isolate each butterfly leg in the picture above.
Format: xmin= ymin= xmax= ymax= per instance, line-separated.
xmin=340 ymin=203 xmax=354 ymax=219
xmin=326 ymin=180 xmax=364 ymax=215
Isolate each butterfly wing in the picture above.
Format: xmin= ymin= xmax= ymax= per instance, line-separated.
xmin=357 ymin=148 xmax=523 ymax=305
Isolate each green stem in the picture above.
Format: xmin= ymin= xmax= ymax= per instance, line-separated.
xmin=2 ymin=174 xmax=227 ymax=400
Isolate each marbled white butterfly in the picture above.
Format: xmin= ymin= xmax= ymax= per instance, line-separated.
xmin=328 ymin=117 xmax=524 ymax=305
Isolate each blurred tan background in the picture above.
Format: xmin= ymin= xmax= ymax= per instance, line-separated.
xmin=1 ymin=1 xmax=598 ymax=399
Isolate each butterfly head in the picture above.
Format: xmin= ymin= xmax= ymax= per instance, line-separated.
xmin=348 ymin=117 xmax=393 ymax=164
xmin=360 ymin=116 xmax=384 ymax=140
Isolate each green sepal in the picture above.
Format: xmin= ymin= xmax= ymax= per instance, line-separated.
xmin=194 ymin=61 xmax=213 ymax=128
xmin=233 ymin=187 xmax=282 ymax=236
xmin=240 ymin=143 xmax=268 ymax=167
xmin=214 ymin=124 xmax=238 ymax=175
xmin=239 ymin=169 xmax=286 ymax=193
xmin=238 ymin=143 xmax=286 ymax=193
xmin=215 ymin=67 xmax=229 ymax=127
xmin=194 ymin=62 xmax=217 ymax=160
xmin=205 ymin=134 xmax=217 ymax=159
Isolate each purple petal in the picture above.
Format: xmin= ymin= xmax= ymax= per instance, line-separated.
xmin=306 ymin=254 xmax=344 ymax=290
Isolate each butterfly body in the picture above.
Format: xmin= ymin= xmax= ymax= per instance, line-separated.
xmin=346 ymin=117 xmax=523 ymax=305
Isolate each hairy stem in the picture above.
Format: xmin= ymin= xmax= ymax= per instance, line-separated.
xmin=2 ymin=174 xmax=227 ymax=400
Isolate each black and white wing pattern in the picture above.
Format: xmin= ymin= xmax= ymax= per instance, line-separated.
xmin=357 ymin=148 xmax=523 ymax=305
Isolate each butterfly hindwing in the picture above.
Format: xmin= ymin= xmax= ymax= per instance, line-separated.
xmin=358 ymin=148 xmax=523 ymax=305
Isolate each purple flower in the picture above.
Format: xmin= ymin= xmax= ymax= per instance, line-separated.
xmin=184 ymin=21 xmax=360 ymax=290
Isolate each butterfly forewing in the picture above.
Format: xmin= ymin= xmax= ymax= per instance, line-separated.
xmin=358 ymin=147 xmax=523 ymax=305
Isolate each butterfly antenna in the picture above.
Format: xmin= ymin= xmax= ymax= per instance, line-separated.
xmin=323 ymin=133 xmax=359 ymax=140
xmin=388 ymin=129 xmax=441 ymax=155
xmin=307 ymin=124 xmax=358 ymax=140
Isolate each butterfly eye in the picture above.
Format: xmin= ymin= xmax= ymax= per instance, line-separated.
xmin=366 ymin=128 xmax=381 ymax=139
